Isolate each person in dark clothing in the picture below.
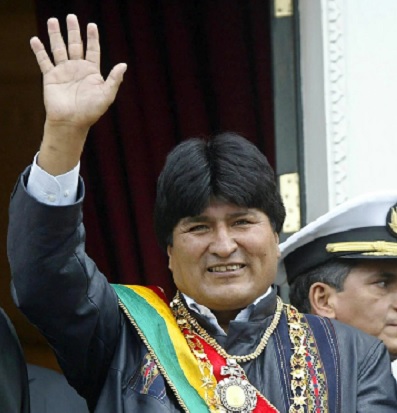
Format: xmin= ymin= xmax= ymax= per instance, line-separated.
xmin=7 ymin=14 xmax=397 ymax=412
xmin=279 ymin=191 xmax=397 ymax=379
xmin=0 ymin=307 xmax=30 ymax=412
xmin=27 ymin=364 xmax=89 ymax=413
xmin=0 ymin=306 xmax=89 ymax=413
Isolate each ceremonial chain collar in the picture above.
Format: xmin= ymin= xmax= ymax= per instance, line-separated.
xmin=170 ymin=292 xmax=283 ymax=363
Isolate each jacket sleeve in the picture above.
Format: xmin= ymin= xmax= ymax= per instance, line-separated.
xmin=357 ymin=339 xmax=397 ymax=411
xmin=333 ymin=318 xmax=397 ymax=411
xmin=7 ymin=167 xmax=121 ymax=405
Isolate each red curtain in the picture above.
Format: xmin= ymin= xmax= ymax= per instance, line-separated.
xmin=34 ymin=0 xmax=275 ymax=299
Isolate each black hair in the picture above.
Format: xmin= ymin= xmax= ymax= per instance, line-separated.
xmin=154 ymin=132 xmax=286 ymax=251
xmin=288 ymin=258 xmax=357 ymax=313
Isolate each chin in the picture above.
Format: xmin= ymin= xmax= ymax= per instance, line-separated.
xmin=211 ymin=292 xmax=254 ymax=311
xmin=388 ymin=348 xmax=397 ymax=361
xmin=193 ymin=293 xmax=240 ymax=311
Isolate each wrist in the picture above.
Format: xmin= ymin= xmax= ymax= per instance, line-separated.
xmin=38 ymin=120 xmax=90 ymax=175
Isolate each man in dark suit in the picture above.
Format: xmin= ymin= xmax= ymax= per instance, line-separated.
xmin=0 ymin=305 xmax=89 ymax=412
xmin=279 ymin=192 xmax=397 ymax=379
xmin=27 ymin=364 xmax=88 ymax=413
xmin=0 ymin=307 xmax=30 ymax=412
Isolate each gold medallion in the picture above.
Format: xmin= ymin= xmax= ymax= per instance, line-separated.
xmin=226 ymin=385 xmax=246 ymax=407
xmin=216 ymin=359 xmax=257 ymax=412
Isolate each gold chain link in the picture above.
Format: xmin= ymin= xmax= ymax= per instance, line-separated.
xmin=170 ymin=292 xmax=283 ymax=362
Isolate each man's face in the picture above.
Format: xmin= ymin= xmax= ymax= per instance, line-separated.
xmin=332 ymin=260 xmax=397 ymax=358
xmin=167 ymin=200 xmax=280 ymax=312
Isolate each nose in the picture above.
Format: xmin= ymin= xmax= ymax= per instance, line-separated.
xmin=208 ymin=226 xmax=238 ymax=257
xmin=391 ymin=292 xmax=397 ymax=310
xmin=388 ymin=287 xmax=397 ymax=311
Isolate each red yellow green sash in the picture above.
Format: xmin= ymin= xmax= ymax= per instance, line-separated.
xmin=111 ymin=284 xmax=279 ymax=412
xmin=111 ymin=284 xmax=209 ymax=412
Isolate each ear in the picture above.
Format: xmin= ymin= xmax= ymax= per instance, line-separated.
xmin=167 ymin=245 xmax=173 ymax=272
xmin=309 ymin=282 xmax=337 ymax=318
xmin=274 ymin=233 xmax=281 ymax=258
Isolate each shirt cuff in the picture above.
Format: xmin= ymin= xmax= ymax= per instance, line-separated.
xmin=26 ymin=153 xmax=80 ymax=206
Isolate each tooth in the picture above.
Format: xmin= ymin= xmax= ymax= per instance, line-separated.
xmin=210 ymin=264 xmax=242 ymax=272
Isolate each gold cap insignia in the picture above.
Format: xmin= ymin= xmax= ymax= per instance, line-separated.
xmin=387 ymin=206 xmax=397 ymax=237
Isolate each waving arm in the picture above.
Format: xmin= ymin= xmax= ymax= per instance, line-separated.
xmin=30 ymin=14 xmax=127 ymax=175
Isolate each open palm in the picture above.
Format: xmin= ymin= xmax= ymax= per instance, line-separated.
xmin=31 ymin=14 xmax=126 ymax=129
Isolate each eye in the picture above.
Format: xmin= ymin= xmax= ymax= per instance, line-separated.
xmin=374 ymin=279 xmax=388 ymax=289
xmin=188 ymin=224 xmax=209 ymax=233
xmin=233 ymin=219 xmax=251 ymax=226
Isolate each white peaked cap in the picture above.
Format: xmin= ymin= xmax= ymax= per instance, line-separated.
xmin=277 ymin=190 xmax=397 ymax=285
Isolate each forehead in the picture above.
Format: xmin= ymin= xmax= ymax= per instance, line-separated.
xmin=347 ymin=259 xmax=397 ymax=279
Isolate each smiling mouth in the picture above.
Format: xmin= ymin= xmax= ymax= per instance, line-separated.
xmin=208 ymin=264 xmax=245 ymax=273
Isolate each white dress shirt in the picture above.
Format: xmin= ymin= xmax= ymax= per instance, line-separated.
xmin=27 ymin=154 xmax=80 ymax=206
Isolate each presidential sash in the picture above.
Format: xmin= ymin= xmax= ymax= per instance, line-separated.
xmin=111 ymin=284 xmax=335 ymax=412
xmin=111 ymin=284 xmax=279 ymax=412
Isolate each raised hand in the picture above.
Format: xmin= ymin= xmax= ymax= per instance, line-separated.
xmin=31 ymin=14 xmax=126 ymax=128
xmin=31 ymin=14 xmax=127 ymax=175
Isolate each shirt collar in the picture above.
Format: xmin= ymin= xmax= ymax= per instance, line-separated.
xmin=182 ymin=286 xmax=273 ymax=336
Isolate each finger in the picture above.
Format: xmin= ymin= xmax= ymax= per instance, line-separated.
xmin=85 ymin=23 xmax=100 ymax=69
xmin=47 ymin=17 xmax=68 ymax=64
xmin=103 ymin=63 xmax=128 ymax=103
xmin=66 ymin=14 xmax=83 ymax=60
xmin=30 ymin=37 xmax=54 ymax=75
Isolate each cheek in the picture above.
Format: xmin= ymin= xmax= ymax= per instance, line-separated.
xmin=246 ymin=233 xmax=278 ymax=254
xmin=334 ymin=290 xmax=364 ymax=318
xmin=169 ymin=238 xmax=206 ymax=272
xmin=335 ymin=292 xmax=385 ymax=332
xmin=245 ymin=240 xmax=279 ymax=274
xmin=260 ymin=238 xmax=280 ymax=261
xmin=336 ymin=299 xmax=361 ymax=318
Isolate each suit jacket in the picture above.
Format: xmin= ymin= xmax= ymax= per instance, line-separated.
xmin=7 ymin=168 xmax=397 ymax=412
xmin=27 ymin=364 xmax=89 ymax=413
xmin=0 ymin=307 xmax=30 ymax=413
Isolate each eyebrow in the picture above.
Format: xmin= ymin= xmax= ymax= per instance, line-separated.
xmin=377 ymin=272 xmax=397 ymax=278
xmin=367 ymin=271 xmax=397 ymax=280
xmin=181 ymin=210 xmax=253 ymax=224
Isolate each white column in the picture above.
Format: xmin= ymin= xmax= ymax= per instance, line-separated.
xmin=299 ymin=0 xmax=397 ymax=222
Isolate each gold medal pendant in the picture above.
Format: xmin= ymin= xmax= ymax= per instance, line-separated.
xmin=216 ymin=359 xmax=257 ymax=412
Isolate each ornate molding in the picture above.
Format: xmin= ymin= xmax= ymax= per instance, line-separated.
xmin=324 ymin=0 xmax=348 ymax=206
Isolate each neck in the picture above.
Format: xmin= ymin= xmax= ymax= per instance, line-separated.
xmin=211 ymin=309 xmax=242 ymax=333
